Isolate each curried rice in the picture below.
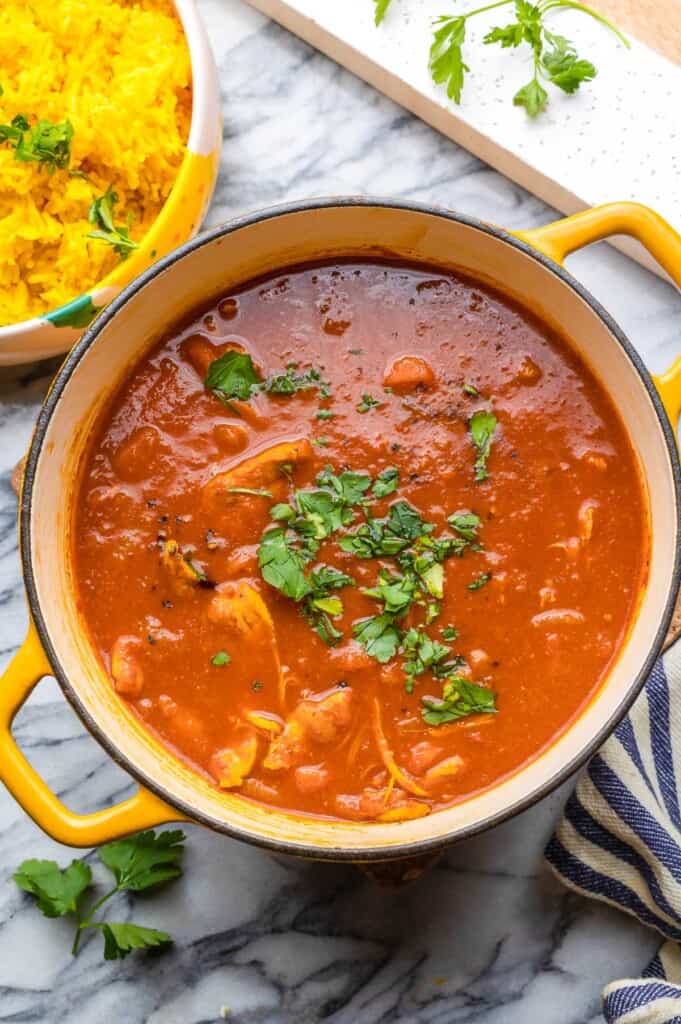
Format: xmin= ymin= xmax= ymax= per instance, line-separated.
xmin=0 ymin=0 xmax=191 ymax=326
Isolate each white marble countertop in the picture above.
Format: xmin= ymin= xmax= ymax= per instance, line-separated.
xmin=1 ymin=1 xmax=680 ymax=1021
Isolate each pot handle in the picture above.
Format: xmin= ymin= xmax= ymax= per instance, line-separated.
xmin=0 ymin=620 xmax=184 ymax=847
xmin=516 ymin=201 xmax=681 ymax=429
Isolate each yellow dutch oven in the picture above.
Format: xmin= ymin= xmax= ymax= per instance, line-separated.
xmin=2 ymin=199 xmax=681 ymax=861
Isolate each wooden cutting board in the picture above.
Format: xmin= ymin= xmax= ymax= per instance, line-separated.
xmin=245 ymin=0 xmax=681 ymax=279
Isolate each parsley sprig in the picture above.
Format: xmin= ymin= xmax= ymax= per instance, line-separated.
xmin=88 ymin=186 xmax=139 ymax=260
xmin=14 ymin=829 xmax=185 ymax=960
xmin=0 ymin=111 xmax=74 ymax=173
xmin=377 ymin=0 xmax=628 ymax=116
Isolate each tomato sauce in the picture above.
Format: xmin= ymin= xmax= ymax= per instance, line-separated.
xmin=73 ymin=262 xmax=649 ymax=822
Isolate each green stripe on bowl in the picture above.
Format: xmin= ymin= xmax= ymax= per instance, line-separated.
xmin=46 ymin=295 xmax=100 ymax=329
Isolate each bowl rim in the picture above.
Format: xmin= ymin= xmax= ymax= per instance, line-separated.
xmin=0 ymin=0 xmax=211 ymax=339
xmin=20 ymin=196 xmax=681 ymax=860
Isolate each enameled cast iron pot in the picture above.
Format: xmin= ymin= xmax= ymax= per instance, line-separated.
xmin=3 ymin=199 xmax=681 ymax=862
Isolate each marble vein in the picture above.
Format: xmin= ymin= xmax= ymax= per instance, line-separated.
xmin=0 ymin=0 xmax=680 ymax=1020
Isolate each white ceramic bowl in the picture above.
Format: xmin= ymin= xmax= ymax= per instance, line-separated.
xmin=0 ymin=0 xmax=221 ymax=366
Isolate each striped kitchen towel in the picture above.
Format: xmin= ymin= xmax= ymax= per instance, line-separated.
xmin=546 ymin=651 xmax=681 ymax=1024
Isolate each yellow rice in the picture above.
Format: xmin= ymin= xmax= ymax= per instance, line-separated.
xmin=0 ymin=0 xmax=191 ymax=326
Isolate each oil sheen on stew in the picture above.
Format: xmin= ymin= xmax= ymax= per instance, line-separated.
xmin=74 ymin=261 xmax=649 ymax=823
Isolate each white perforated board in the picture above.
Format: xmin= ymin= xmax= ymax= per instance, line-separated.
xmin=244 ymin=0 xmax=681 ymax=278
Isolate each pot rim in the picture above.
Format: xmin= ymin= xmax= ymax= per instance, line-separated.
xmin=20 ymin=197 xmax=681 ymax=860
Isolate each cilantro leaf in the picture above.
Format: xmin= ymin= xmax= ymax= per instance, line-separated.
xmin=14 ymin=859 xmax=91 ymax=918
xmin=429 ymin=16 xmax=468 ymax=103
xmin=441 ymin=626 xmax=459 ymax=641
xmin=316 ymin=409 xmax=334 ymax=420
xmin=88 ymin=186 xmax=139 ymax=259
xmin=204 ymin=351 xmax=261 ymax=402
xmin=422 ymin=677 xmax=497 ymax=725
xmin=469 ymin=410 xmax=497 ymax=481
xmin=258 ymin=527 xmax=311 ymax=601
xmin=353 ymin=613 xmax=401 ymax=662
xmin=303 ymin=564 xmax=353 ymax=645
xmin=372 ymin=466 xmax=399 ymax=498
xmin=99 ymin=922 xmax=172 ymax=961
xmin=402 ymin=628 xmax=451 ymax=690
xmin=270 ymin=502 xmax=295 ymax=522
xmin=373 ymin=0 xmax=393 ymax=24
xmin=98 ymin=829 xmax=185 ymax=892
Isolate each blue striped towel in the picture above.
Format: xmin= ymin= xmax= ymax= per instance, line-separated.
xmin=546 ymin=649 xmax=681 ymax=1024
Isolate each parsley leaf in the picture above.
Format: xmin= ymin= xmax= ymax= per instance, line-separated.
xmin=362 ymin=571 xmax=417 ymax=615
xmin=372 ymin=466 xmax=399 ymax=497
xmin=422 ymin=677 xmax=497 ymax=725
xmin=88 ymin=186 xmax=139 ymax=259
xmin=469 ymin=409 xmax=497 ymax=482
xmin=373 ymin=0 xmax=393 ymax=24
xmin=262 ymin=364 xmax=330 ymax=396
xmin=353 ymin=613 xmax=402 ymax=663
xmin=226 ymin=487 xmax=273 ymax=498
xmin=448 ymin=511 xmax=482 ymax=541
xmin=513 ymin=77 xmax=548 ymax=116
xmin=14 ymin=859 xmax=91 ymax=918
xmin=357 ymin=393 xmax=382 ymax=413
xmin=0 ymin=114 xmax=74 ymax=173
xmin=100 ymin=922 xmax=171 ymax=961
xmin=98 ymin=829 xmax=185 ymax=892
xmin=541 ymin=35 xmax=596 ymax=93
xmin=316 ymin=465 xmax=372 ymax=506
xmin=204 ymin=351 xmax=261 ymax=402
xmin=429 ymin=16 xmax=468 ymax=103
xmin=258 ymin=527 xmax=311 ymax=601
xmin=468 ymin=572 xmax=492 ymax=590
xmin=211 ymin=650 xmax=231 ymax=666
xmin=303 ymin=565 xmax=354 ymax=646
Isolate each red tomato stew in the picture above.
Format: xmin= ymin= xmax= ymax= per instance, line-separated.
xmin=73 ymin=261 xmax=649 ymax=823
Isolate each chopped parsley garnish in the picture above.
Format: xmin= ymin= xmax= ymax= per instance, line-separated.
xmin=204 ymin=355 xmax=330 ymax=405
xmin=262 ymin=364 xmax=330 ymax=397
xmin=88 ymin=187 xmax=139 ymax=259
xmin=303 ymin=565 xmax=354 ymax=645
xmin=402 ymin=628 xmax=452 ymax=693
xmin=441 ymin=626 xmax=459 ymax=641
xmin=468 ymin=572 xmax=492 ymax=590
xmin=469 ymin=409 xmax=497 ymax=482
xmin=316 ymin=409 xmax=334 ymax=420
xmin=211 ymin=650 xmax=231 ymax=666
xmin=258 ymin=527 xmax=310 ymax=601
xmin=0 ymin=112 xmax=74 ymax=173
xmin=422 ymin=677 xmax=497 ymax=725
xmin=448 ymin=511 xmax=482 ymax=541
xmin=372 ymin=466 xmax=399 ymax=498
xmin=357 ymin=393 xmax=382 ymax=413
xmin=353 ymin=613 xmax=402 ymax=663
